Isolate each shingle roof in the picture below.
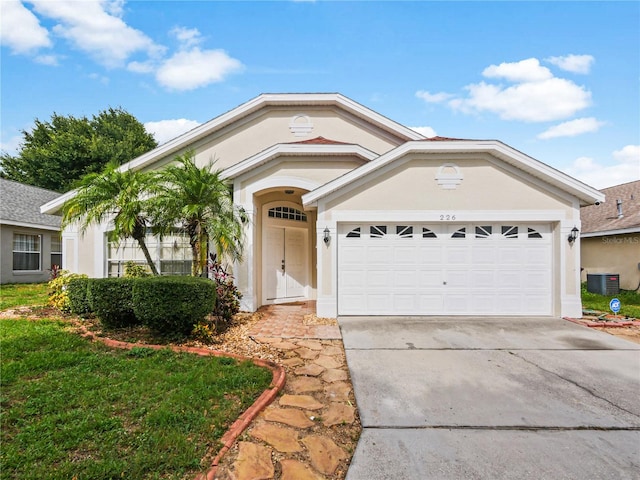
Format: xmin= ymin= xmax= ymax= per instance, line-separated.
xmin=288 ymin=136 xmax=352 ymax=145
xmin=0 ymin=178 xmax=62 ymax=229
xmin=580 ymin=180 xmax=640 ymax=234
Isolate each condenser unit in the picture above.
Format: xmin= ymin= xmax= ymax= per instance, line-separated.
xmin=586 ymin=274 xmax=620 ymax=295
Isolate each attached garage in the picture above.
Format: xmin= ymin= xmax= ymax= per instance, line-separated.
xmin=337 ymin=222 xmax=553 ymax=316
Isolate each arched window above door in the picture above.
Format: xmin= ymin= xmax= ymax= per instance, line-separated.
xmin=267 ymin=206 xmax=308 ymax=222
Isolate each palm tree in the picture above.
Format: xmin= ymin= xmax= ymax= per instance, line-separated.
xmin=62 ymin=162 xmax=160 ymax=275
xmin=151 ymin=151 xmax=245 ymax=276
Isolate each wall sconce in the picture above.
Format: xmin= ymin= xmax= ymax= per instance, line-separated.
xmin=323 ymin=227 xmax=331 ymax=246
xmin=568 ymin=226 xmax=579 ymax=244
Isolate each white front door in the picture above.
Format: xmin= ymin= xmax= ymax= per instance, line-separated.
xmin=265 ymin=226 xmax=307 ymax=301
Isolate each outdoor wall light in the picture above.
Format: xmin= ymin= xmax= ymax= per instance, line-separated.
xmin=323 ymin=227 xmax=331 ymax=245
xmin=568 ymin=226 xmax=579 ymax=244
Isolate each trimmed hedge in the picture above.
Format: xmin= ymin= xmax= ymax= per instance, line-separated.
xmin=132 ymin=276 xmax=216 ymax=335
xmin=67 ymin=277 xmax=92 ymax=316
xmin=89 ymin=278 xmax=139 ymax=328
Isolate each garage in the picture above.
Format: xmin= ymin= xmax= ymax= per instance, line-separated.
xmin=337 ymin=222 xmax=553 ymax=316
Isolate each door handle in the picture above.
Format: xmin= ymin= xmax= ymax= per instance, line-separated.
xmin=281 ymin=259 xmax=285 ymax=271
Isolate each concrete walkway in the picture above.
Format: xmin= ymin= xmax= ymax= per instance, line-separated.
xmin=340 ymin=316 xmax=640 ymax=480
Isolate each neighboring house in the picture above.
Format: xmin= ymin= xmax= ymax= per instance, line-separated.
xmin=41 ymin=93 xmax=603 ymax=318
xmin=1 ymin=178 xmax=62 ymax=284
xmin=580 ymin=180 xmax=640 ymax=291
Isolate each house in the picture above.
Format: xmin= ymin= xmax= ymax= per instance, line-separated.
xmin=41 ymin=93 xmax=604 ymax=318
xmin=1 ymin=178 xmax=62 ymax=284
xmin=580 ymin=180 xmax=640 ymax=291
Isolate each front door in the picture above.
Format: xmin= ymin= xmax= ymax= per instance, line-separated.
xmin=265 ymin=226 xmax=307 ymax=301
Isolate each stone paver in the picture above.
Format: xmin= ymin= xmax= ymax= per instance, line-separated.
xmin=295 ymin=363 xmax=325 ymax=376
xmin=280 ymin=459 xmax=324 ymax=480
xmin=249 ymin=423 xmax=303 ymax=453
xmin=322 ymin=368 xmax=348 ymax=383
xmin=302 ymin=435 xmax=348 ymax=475
xmin=216 ymin=302 xmax=358 ymax=480
xmin=263 ymin=407 xmax=315 ymax=428
xmin=232 ymin=442 xmax=274 ymax=480
xmin=288 ymin=376 xmax=324 ymax=394
xmin=314 ymin=354 xmax=343 ymax=369
xmin=279 ymin=394 xmax=324 ymax=410
xmin=323 ymin=403 xmax=356 ymax=427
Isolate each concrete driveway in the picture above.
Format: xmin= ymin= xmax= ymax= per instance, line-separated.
xmin=339 ymin=317 xmax=640 ymax=479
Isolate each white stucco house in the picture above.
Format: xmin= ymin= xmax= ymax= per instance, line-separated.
xmin=41 ymin=93 xmax=604 ymax=318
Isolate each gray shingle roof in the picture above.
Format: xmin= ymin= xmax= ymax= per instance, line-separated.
xmin=0 ymin=178 xmax=62 ymax=229
xmin=580 ymin=180 xmax=640 ymax=234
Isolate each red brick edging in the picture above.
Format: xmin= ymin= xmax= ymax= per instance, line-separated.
xmin=563 ymin=317 xmax=640 ymax=328
xmin=77 ymin=328 xmax=286 ymax=480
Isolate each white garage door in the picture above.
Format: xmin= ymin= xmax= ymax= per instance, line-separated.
xmin=338 ymin=223 xmax=553 ymax=316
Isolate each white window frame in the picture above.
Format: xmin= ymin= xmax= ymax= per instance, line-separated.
xmin=50 ymin=234 xmax=62 ymax=269
xmin=12 ymin=233 xmax=42 ymax=272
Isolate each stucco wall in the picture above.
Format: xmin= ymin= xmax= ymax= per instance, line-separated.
xmin=581 ymin=234 xmax=640 ymax=290
xmin=1 ymin=225 xmax=60 ymax=284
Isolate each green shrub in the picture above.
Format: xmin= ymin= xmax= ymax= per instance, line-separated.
xmin=123 ymin=261 xmax=151 ymax=278
xmin=90 ymin=278 xmax=139 ymax=328
xmin=48 ymin=270 xmax=88 ymax=313
xmin=67 ymin=277 xmax=93 ymax=316
xmin=132 ymin=276 xmax=216 ymax=335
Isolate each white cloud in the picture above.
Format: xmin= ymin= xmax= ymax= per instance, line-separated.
xmin=144 ymin=119 xmax=201 ymax=145
xmin=564 ymin=145 xmax=640 ymax=189
xmin=450 ymin=76 xmax=591 ymax=122
xmin=416 ymin=90 xmax=454 ymax=103
xmin=538 ymin=117 xmax=605 ymax=139
xmin=0 ymin=0 xmax=51 ymax=54
xmin=127 ymin=60 xmax=155 ymax=74
xmin=34 ymin=54 xmax=60 ymax=66
xmin=156 ymin=48 xmax=243 ymax=91
xmin=546 ymin=54 xmax=594 ymax=74
xmin=409 ymin=126 xmax=437 ymax=138
xmin=0 ymin=133 xmax=23 ymax=156
xmin=170 ymin=26 xmax=202 ymax=49
xmin=29 ymin=0 xmax=164 ymax=68
xmin=482 ymin=58 xmax=552 ymax=82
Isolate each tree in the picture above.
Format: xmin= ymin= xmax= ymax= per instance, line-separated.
xmin=0 ymin=108 xmax=157 ymax=192
xmin=151 ymin=151 xmax=245 ymax=277
xmin=61 ymin=162 xmax=160 ymax=275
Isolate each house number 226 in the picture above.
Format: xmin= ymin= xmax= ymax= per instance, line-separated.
xmin=439 ymin=214 xmax=456 ymax=221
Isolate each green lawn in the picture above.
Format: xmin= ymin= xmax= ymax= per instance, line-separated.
xmin=581 ymin=284 xmax=640 ymax=318
xmin=0 ymin=283 xmax=49 ymax=310
xmin=0 ymin=319 xmax=272 ymax=480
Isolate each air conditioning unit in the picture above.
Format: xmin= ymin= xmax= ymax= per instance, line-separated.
xmin=586 ymin=274 xmax=620 ymax=295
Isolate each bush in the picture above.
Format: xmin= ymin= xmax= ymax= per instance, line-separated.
xmin=209 ymin=257 xmax=242 ymax=323
xmin=123 ymin=261 xmax=151 ymax=278
xmin=67 ymin=277 xmax=92 ymax=316
xmin=132 ymin=276 xmax=216 ymax=335
xmin=90 ymin=278 xmax=139 ymax=328
xmin=48 ymin=270 xmax=88 ymax=313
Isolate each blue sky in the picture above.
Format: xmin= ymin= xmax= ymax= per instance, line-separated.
xmin=1 ymin=0 xmax=638 ymax=188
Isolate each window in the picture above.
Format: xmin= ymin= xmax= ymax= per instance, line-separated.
xmin=51 ymin=235 xmax=62 ymax=268
xmin=475 ymin=225 xmax=492 ymax=239
xmin=13 ymin=233 xmax=41 ymax=271
xmin=107 ymin=231 xmax=191 ymax=277
xmin=527 ymin=228 xmax=542 ymax=239
xmin=369 ymin=225 xmax=387 ymax=238
xmin=451 ymin=227 xmax=466 ymax=239
xmin=396 ymin=226 xmax=413 ymax=238
xmin=267 ymin=206 xmax=307 ymax=222
xmin=422 ymin=227 xmax=437 ymax=238
xmin=346 ymin=227 xmax=361 ymax=238
xmin=501 ymin=226 xmax=518 ymax=239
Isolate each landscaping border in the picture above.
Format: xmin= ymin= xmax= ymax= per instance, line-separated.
xmin=77 ymin=327 xmax=286 ymax=480
xmin=564 ymin=317 xmax=640 ymax=328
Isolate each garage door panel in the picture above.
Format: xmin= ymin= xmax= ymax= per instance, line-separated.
xmin=338 ymin=223 xmax=553 ymax=316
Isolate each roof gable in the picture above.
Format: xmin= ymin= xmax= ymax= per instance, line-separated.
xmin=580 ymin=180 xmax=640 ymax=235
xmin=302 ymin=140 xmax=604 ymax=207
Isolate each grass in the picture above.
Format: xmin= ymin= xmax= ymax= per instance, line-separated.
xmin=0 ymin=283 xmax=49 ymax=310
xmin=0 ymin=319 xmax=273 ymax=480
xmin=581 ymin=283 xmax=640 ymax=318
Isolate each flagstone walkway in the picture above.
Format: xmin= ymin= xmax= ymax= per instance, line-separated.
xmin=214 ymin=302 xmax=360 ymax=480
